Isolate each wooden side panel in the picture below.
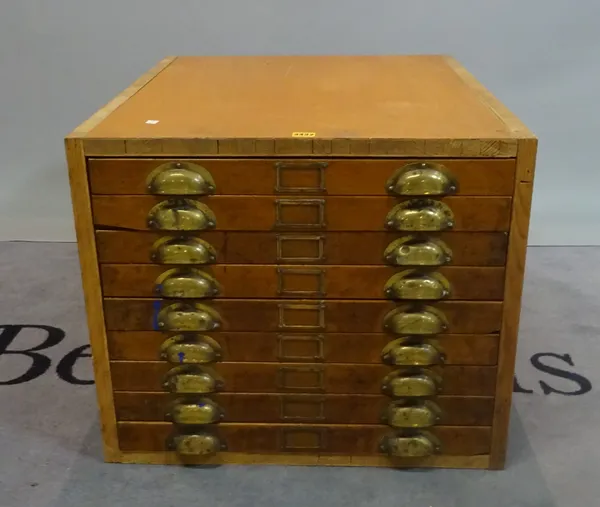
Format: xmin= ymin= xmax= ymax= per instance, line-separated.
xmin=117 ymin=422 xmax=491 ymax=455
xmin=110 ymin=362 xmax=497 ymax=395
xmin=95 ymin=230 xmax=509 ymax=266
xmin=114 ymin=392 xmax=495 ymax=426
xmin=490 ymin=139 xmax=537 ymax=469
xmin=103 ymin=298 xmax=503 ymax=334
xmin=64 ymin=139 xmax=119 ymax=460
xmin=88 ymin=158 xmax=516 ymax=196
xmin=91 ymin=195 xmax=512 ymax=232
xmin=100 ymin=264 xmax=505 ymax=300
xmin=107 ymin=331 xmax=499 ymax=365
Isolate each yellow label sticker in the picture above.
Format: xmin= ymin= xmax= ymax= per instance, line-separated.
xmin=292 ymin=132 xmax=316 ymax=137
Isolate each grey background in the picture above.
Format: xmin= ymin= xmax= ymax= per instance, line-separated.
xmin=1 ymin=0 xmax=599 ymax=244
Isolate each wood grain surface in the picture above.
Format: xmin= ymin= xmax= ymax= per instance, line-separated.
xmin=95 ymin=230 xmax=509 ymax=266
xmin=443 ymin=56 xmax=536 ymax=146
xmin=66 ymin=54 xmax=537 ymax=470
xmin=107 ymin=331 xmax=499 ymax=365
xmin=490 ymin=139 xmax=538 ymax=468
xmin=108 ymin=450 xmax=490 ymax=469
xmin=117 ymin=422 xmax=491 ymax=455
xmin=103 ymin=298 xmax=503 ymax=334
xmin=83 ymin=56 xmax=525 ymax=152
xmin=114 ymin=392 xmax=494 ymax=426
xmin=64 ymin=138 xmax=120 ymax=461
xmin=88 ymin=158 xmax=516 ymax=196
xmin=91 ymin=195 xmax=512 ymax=232
xmin=100 ymin=264 xmax=505 ymax=300
xmin=68 ymin=56 xmax=176 ymax=137
xmin=110 ymin=362 xmax=497 ymax=395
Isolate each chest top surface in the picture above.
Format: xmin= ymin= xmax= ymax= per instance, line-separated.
xmin=83 ymin=55 xmax=531 ymax=142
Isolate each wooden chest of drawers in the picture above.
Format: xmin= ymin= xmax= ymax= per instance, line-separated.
xmin=65 ymin=55 xmax=537 ymax=470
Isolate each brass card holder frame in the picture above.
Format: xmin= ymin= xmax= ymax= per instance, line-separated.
xmin=280 ymin=396 xmax=326 ymax=422
xmin=277 ymin=267 xmax=326 ymax=297
xmin=278 ymin=302 xmax=326 ymax=330
xmin=276 ymin=234 xmax=326 ymax=263
xmin=275 ymin=199 xmax=326 ymax=229
xmin=276 ymin=334 xmax=325 ymax=362
xmin=280 ymin=427 xmax=328 ymax=452
xmin=275 ymin=161 xmax=327 ymax=193
xmin=276 ymin=366 xmax=325 ymax=392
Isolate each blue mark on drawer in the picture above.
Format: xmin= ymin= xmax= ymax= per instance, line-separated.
xmin=152 ymin=300 xmax=161 ymax=331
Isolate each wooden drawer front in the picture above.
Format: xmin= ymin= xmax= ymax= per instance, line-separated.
xmin=110 ymin=362 xmax=496 ymax=395
xmin=91 ymin=195 xmax=511 ymax=232
xmin=103 ymin=299 xmax=503 ymax=334
xmin=96 ymin=231 xmax=508 ymax=266
xmin=107 ymin=331 xmax=499 ymax=365
xmin=88 ymin=158 xmax=515 ymax=196
xmin=100 ymin=264 xmax=505 ymax=300
xmin=114 ymin=393 xmax=494 ymax=426
xmin=117 ymin=422 xmax=491 ymax=455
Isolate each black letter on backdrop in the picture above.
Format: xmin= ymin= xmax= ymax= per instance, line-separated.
xmin=56 ymin=345 xmax=94 ymax=385
xmin=531 ymin=352 xmax=592 ymax=396
xmin=0 ymin=325 xmax=65 ymax=384
xmin=513 ymin=376 xmax=534 ymax=394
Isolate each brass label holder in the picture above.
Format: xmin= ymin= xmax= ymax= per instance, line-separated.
xmin=275 ymin=161 xmax=327 ymax=193
xmin=277 ymin=267 xmax=326 ymax=297
xmin=276 ymin=234 xmax=326 ymax=263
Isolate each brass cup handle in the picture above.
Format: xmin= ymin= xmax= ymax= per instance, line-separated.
xmin=381 ymin=400 xmax=442 ymax=428
xmin=160 ymin=335 xmax=222 ymax=364
xmin=383 ymin=305 xmax=448 ymax=335
xmin=150 ymin=237 xmax=217 ymax=265
xmin=386 ymin=162 xmax=457 ymax=196
xmin=155 ymin=268 xmax=221 ymax=299
xmin=169 ymin=433 xmax=226 ymax=456
xmin=162 ymin=365 xmax=225 ymax=394
xmin=384 ymin=270 xmax=451 ymax=300
xmin=157 ymin=303 xmax=221 ymax=331
xmin=379 ymin=431 xmax=441 ymax=458
xmin=147 ymin=198 xmax=216 ymax=231
xmin=385 ymin=199 xmax=454 ymax=232
xmin=166 ymin=397 xmax=225 ymax=425
xmin=383 ymin=237 xmax=452 ymax=267
xmin=381 ymin=369 xmax=442 ymax=397
xmin=146 ymin=162 xmax=216 ymax=196
xmin=381 ymin=338 xmax=445 ymax=366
